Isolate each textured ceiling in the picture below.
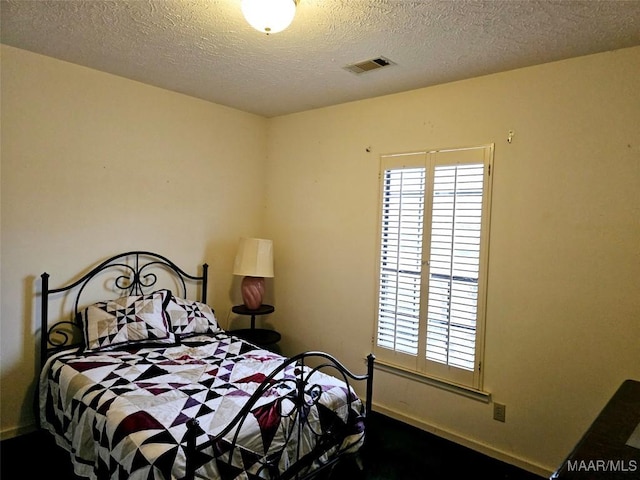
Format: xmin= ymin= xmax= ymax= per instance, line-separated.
xmin=2 ymin=0 xmax=639 ymax=117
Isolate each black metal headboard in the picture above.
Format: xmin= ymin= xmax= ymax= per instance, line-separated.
xmin=40 ymin=251 xmax=208 ymax=368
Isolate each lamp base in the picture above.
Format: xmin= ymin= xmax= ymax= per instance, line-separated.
xmin=241 ymin=276 xmax=265 ymax=310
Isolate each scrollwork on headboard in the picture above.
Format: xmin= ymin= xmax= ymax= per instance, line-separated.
xmin=40 ymin=251 xmax=208 ymax=367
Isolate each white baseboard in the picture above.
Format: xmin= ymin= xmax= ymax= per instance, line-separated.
xmin=0 ymin=422 xmax=38 ymax=442
xmin=372 ymin=402 xmax=553 ymax=479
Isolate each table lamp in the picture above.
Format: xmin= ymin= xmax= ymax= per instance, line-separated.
xmin=233 ymin=238 xmax=274 ymax=310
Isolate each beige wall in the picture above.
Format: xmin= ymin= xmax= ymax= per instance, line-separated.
xmin=265 ymin=46 xmax=640 ymax=476
xmin=0 ymin=45 xmax=268 ymax=436
xmin=2 ymin=43 xmax=639 ymax=477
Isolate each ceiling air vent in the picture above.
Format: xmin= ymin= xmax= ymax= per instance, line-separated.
xmin=343 ymin=56 xmax=396 ymax=75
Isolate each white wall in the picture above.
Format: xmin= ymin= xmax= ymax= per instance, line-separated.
xmin=264 ymin=46 xmax=640 ymax=476
xmin=0 ymin=45 xmax=268 ymax=437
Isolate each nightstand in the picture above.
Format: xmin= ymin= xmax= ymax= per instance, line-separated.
xmin=230 ymin=304 xmax=280 ymax=348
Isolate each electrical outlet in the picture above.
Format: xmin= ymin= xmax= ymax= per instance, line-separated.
xmin=493 ymin=402 xmax=506 ymax=422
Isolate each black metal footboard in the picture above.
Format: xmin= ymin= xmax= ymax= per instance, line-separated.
xmin=184 ymin=351 xmax=375 ymax=480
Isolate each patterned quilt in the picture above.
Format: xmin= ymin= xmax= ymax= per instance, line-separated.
xmin=40 ymin=332 xmax=365 ymax=480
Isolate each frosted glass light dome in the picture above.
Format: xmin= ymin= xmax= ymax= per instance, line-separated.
xmin=241 ymin=0 xmax=297 ymax=34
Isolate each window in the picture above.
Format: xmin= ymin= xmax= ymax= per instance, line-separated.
xmin=375 ymin=145 xmax=493 ymax=391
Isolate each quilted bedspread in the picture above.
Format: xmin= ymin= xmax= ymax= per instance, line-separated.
xmin=40 ymin=332 xmax=365 ymax=480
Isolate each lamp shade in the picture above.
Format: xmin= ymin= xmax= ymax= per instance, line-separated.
xmin=233 ymin=238 xmax=274 ymax=278
xmin=241 ymin=0 xmax=297 ymax=34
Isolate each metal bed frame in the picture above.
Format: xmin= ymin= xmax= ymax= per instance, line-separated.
xmin=39 ymin=250 xmax=374 ymax=480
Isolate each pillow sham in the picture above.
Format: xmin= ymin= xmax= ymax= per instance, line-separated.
xmin=166 ymin=295 xmax=220 ymax=337
xmin=82 ymin=289 xmax=177 ymax=352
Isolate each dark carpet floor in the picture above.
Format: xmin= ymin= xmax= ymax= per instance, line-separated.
xmin=1 ymin=412 xmax=547 ymax=479
xmin=334 ymin=412 xmax=547 ymax=479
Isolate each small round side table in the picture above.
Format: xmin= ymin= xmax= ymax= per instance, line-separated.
xmin=230 ymin=304 xmax=280 ymax=348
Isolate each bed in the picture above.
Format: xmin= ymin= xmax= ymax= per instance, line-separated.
xmin=38 ymin=251 xmax=374 ymax=480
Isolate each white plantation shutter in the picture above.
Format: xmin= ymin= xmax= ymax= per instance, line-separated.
xmin=375 ymin=146 xmax=493 ymax=390
xmin=378 ymin=166 xmax=426 ymax=355
xmin=426 ymin=164 xmax=484 ymax=371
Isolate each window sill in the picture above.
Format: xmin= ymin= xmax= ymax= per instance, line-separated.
xmin=374 ymin=360 xmax=492 ymax=403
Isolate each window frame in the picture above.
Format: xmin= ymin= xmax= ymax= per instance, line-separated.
xmin=374 ymin=145 xmax=494 ymax=393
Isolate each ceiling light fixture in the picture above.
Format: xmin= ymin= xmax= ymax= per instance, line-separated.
xmin=241 ymin=0 xmax=298 ymax=34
